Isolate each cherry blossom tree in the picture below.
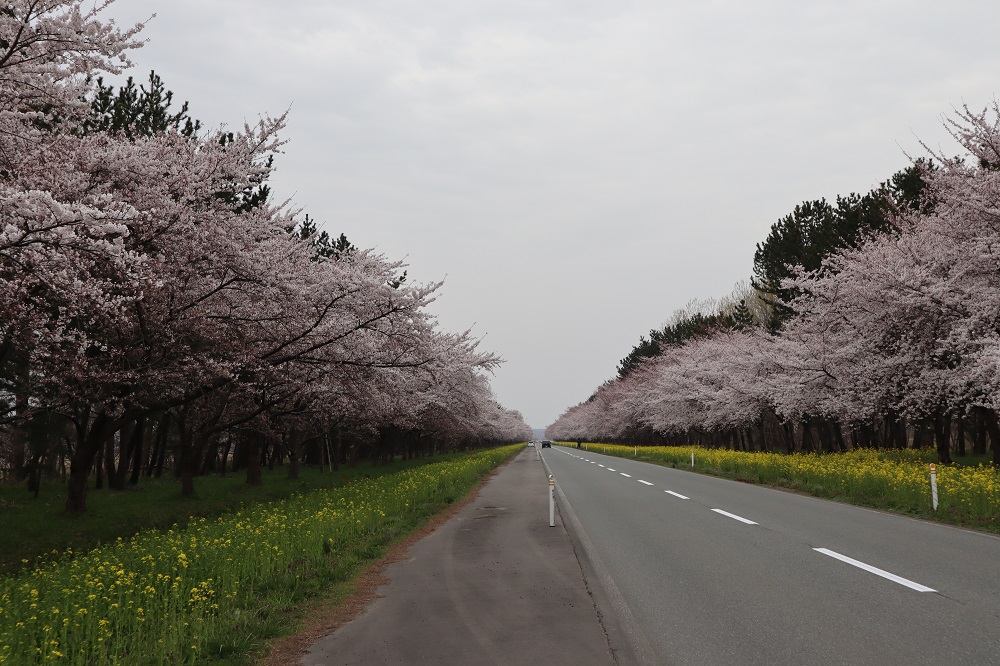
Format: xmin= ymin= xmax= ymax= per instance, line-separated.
xmin=773 ymin=101 xmax=1000 ymax=462
xmin=550 ymin=101 xmax=1000 ymax=465
xmin=0 ymin=1 xmax=530 ymax=510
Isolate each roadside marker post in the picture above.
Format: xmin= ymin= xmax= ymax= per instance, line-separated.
xmin=691 ymin=448 xmax=695 ymax=468
xmin=549 ymin=475 xmax=555 ymax=527
xmin=930 ymin=463 xmax=938 ymax=511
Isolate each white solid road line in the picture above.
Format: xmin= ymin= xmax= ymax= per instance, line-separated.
xmin=711 ymin=509 xmax=758 ymax=525
xmin=665 ymin=490 xmax=689 ymax=499
xmin=638 ymin=480 xmax=654 ymax=486
xmin=813 ymin=548 xmax=936 ymax=592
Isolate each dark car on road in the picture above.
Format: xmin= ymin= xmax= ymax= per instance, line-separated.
xmin=541 ymin=440 xmax=552 ymax=448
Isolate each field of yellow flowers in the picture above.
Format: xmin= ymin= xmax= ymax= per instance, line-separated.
xmin=0 ymin=444 xmax=522 ymax=664
xmin=568 ymin=443 xmax=1000 ymax=527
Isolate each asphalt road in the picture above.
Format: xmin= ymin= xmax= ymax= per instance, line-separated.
xmin=542 ymin=445 xmax=1000 ymax=665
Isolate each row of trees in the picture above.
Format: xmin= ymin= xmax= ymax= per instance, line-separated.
xmin=0 ymin=0 xmax=531 ymax=511
xmin=549 ymin=102 xmax=1000 ymax=464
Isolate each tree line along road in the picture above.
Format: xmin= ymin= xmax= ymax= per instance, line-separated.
xmin=542 ymin=445 xmax=1000 ymax=665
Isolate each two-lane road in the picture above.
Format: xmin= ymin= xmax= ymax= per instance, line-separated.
xmin=542 ymin=446 xmax=1000 ymax=665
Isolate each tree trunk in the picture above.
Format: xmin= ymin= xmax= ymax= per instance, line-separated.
xmin=94 ymin=437 xmax=106 ymax=490
xmin=348 ymin=439 xmax=360 ymax=468
xmin=230 ymin=438 xmax=244 ymax=473
xmin=180 ymin=463 xmax=195 ymax=496
xmin=973 ymin=414 xmax=988 ymax=455
xmin=889 ymin=415 xmax=908 ymax=449
xmin=200 ymin=437 xmax=218 ymax=475
xmin=146 ymin=412 xmax=169 ymax=477
xmin=104 ymin=429 xmax=123 ymax=490
xmin=65 ymin=411 xmax=114 ymax=513
xmin=933 ymin=412 xmax=953 ymax=464
xmin=219 ymin=436 xmax=232 ymax=476
xmin=115 ymin=420 xmax=136 ymax=489
xmin=954 ymin=415 xmax=966 ymax=457
xmin=245 ymin=433 xmax=263 ymax=486
xmin=857 ymin=423 xmax=875 ymax=448
xmin=801 ymin=418 xmax=815 ymax=453
xmin=981 ymin=409 xmax=1000 ymax=466
xmin=268 ymin=437 xmax=281 ymax=470
xmin=8 ymin=352 xmax=30 ymax=483
xmin=832 ymin=421 xmax=847 ymax=451
xmin=10 ymin=400 xmax=28 ymax=483
xmin=332 ymin=427 xmax=342 ymax=472
xmin=817 ymin=419 xmax=836 ymax=453
xmin=127 ymin=416 xmax=146 ymax=486
xmin=154 ymin=420 xmax=168 ymax=479
xmin=176 ymin=412 xmax=206 ymax=497
xmin=287 ymin=432 xmax=300 ymax=480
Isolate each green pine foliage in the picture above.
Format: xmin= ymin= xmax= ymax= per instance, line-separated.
xmin=79 ymin=71 xmax=201 ymax=140
xmin=751 ymin=162 xmax=933 ymax=329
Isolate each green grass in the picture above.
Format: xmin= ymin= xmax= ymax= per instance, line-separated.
xmin=0 ymin=453 xmax=478 ymax=577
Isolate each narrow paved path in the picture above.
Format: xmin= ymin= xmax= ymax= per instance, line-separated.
xmin=302 ymin=448 xmax=613 ymax=665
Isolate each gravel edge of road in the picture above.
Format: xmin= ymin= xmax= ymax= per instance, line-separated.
xmin=541 ymin=450 xmax=661 ymax=666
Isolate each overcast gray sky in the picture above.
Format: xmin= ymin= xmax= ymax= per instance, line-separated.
xmin=102 ymin=0 xmax=1000 ymax=429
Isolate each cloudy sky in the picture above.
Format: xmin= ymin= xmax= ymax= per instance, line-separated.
xmin=101 ymin=0 xmax=1000 ymax=429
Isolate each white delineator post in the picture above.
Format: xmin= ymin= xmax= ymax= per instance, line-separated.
xmin=930 ymin=463 xmax=938 ymax=511
xmin=549 ymin=475 xmax=555 ymax=527
xmin=691 ymin=448 xmax=695 ymax=468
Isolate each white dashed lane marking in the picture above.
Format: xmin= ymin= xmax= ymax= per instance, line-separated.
xmin=712 ymin=509 xmax=757 ymax=525
xmin=814 ymin=548 xmax=936 ymax=592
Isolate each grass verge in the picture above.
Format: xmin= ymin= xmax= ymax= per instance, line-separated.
xmin=0 ymin=453 xmax=478 ymax=576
